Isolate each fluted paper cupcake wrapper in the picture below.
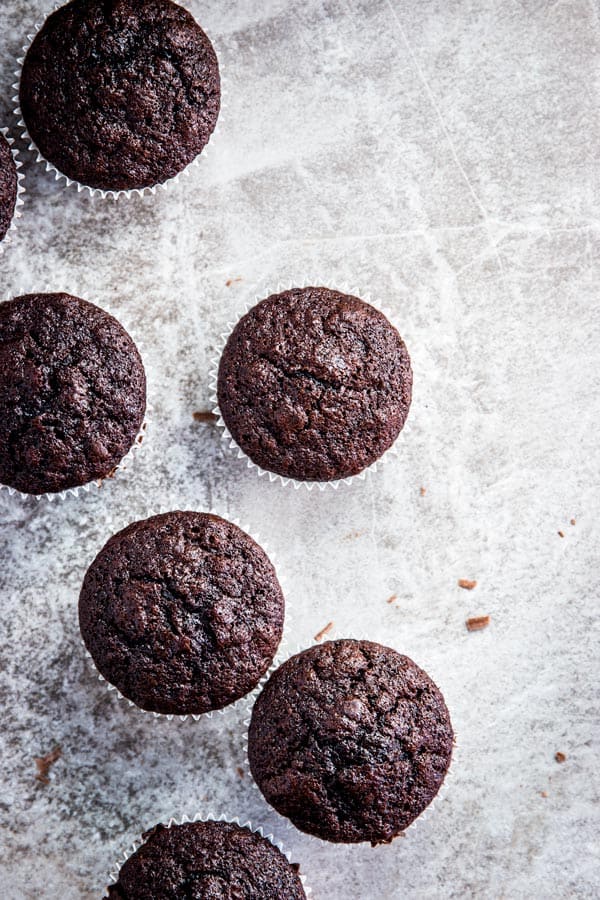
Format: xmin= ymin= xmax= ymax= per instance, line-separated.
xmin=105 ymin=812 xmax=312 ymax=898
xmin=209 ymin=277 xmax=407 ymax=492
xmin=12 ymin=4 xmax=225 ymax=200
xmin=83 ymin=506 xmax=292 ymax=722
xmin=0 ymin=126 xmax=25 ymax=253
xmin=0 ymin=291 xmax=151 ymax=502
xmin=241 ymin=634 xmax=455 ymax=847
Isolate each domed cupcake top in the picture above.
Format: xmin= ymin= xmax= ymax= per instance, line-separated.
xmin=79 ymin=512 xmax=285 ymax=715
xmin=248 ymin=639 xmax=453 ymax=844
xmin=0 ymin=292 xmax=146 ymax=494
xmin=19 ymin=0 xmax=221 ymax=192
xmin=217 ymin=287 xmax=412 ymax=483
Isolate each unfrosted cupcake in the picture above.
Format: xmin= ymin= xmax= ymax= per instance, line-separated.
xmin=19 ymin=0 xmax=221 ymax=192
xmin=248 ymin=639 xmax=453 ymax=845
xmin=0 ymin=132 xmax=18 ymax=242
xmin=0 ymin=292 xmax=146 ymax=495
xmin=79 ymin=512 xmax=285 ymax=716
xmin=217 ymin=287 xmax=412 ymax=483
xmin=107 ymin=820 xmax=307 ymax=899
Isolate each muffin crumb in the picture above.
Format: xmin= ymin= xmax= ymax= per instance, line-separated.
xmin=466 ymin=615 xmax=490 ymax=632
xmin=34 ymin=746 xmax=61 ymax=785
xmin=555 ymin=751 xmax=566 ymax=763
xmin=192 ymin=410 xmax=217 ymax=423
xmin=314 ymin=622 xmax=334 ymax=642
xmin=226 ymin=277 xmax=243 ymax=287
xmin=458 ymin=578 xmax=477 ymax=590
xmin=386 ymin=594 xmax=397 ymax=605
xmin=570 ymin=518 xmax=576 ymax=526
xmin=558 ymin=530 xmax=565 ymax=538
xmin=419 ymin=486 xmax=427 ymax=496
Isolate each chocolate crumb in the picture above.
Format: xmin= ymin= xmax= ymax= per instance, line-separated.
xmin=555 ymin=751 xmax=566 ymax=763
xmin=419 ymin=487 xmax=426 ymax=496
xmin=558 ymin=531 xmax=565 ymax=538
xmin=225 ymin=277 xmax=243 ymax=287
xmin=458 ymin=579 xmax=477 ymax=590
xmin=236 ymin=766 xmax=245 ymax=779
xmin=35 ymin=746 xmax=61 ymax=785
xmin=387 ymin=594 xmax=397 ymax=605
xmin=540 ymin=790 xmax=548 ymax=798
xmin=192 ymin=410 xmax=217 ymax=424
xmin=466 ymin=615 xmax=490 ymax=632
xmin=314 ymin=622 xmax=334 ymax=642
xmin=570 ymin=519 xmax=576 ymax=526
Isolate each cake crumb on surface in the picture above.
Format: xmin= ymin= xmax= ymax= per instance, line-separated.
xmin=225 ymin=277 xmax=242 ymax=287
xmin=558 ymin=530 xmax=565 ymax=538
xmin=314 ymin=622 xmax=334 ymax=642
xmin=466 ymin=615 xmax=490 ymax=632
xmin=570 ymin=518 xmax=576 ymax=526
xmin=555 ymin=751 xmax=566 ymax=763
xmin=35 ymin=746 xmax=61 ymax=785
xmin=540 ymin=791 xmax=548 ymax=798
xmin=458 ymin=578 xmax=477 ymax=590
xmin=236 ymin=766 xmax=244 ymax=779
xmin=387 ymin=594 xmax=397 ymax=604
xmin=419 ymin=486 xmax=426 ymax=496
xmin=192 ymin=410 xmax=217 ymax=423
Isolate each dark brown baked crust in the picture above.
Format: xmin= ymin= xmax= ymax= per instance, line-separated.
xmin=79 ymin=512 xmax=285 ymax=715
xmin=107 ymin=821 xmax=306 ymax=899
xmin=0 ymin=293 xmax=146 ymax=494
xmin=20 ymin=0 xmax=220 ymax=191
xmin=248 ymin=639 xmax=453 ymax=844
xmin=0 ymin=133 xmax=17 ymax=241
xmin=217 ymin=287 xmax=412 ymax=482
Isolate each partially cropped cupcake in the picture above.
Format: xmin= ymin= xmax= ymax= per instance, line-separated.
xmin=107 ymin=820 xmax=307 ymax=899
xmin=248 ymin=639 xmax=453 ymax=845
xmin=19 ymin=0 xmax=221 ymax=193
xmin=0 ymin=293 xmax=146 ymax=495
xmin=79 ymin=512 xmax=285 ymax=716
xmin=216 ymin=287 xmax=413 ymax=484
xmin=0 ymin=132 xmax=18 ymax=243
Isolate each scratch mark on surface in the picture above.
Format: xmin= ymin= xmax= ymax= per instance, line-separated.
xmin=383 ymin=0 xmax=513 ymax=296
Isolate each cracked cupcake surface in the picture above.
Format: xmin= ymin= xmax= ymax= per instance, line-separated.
xmin=19 ymin=0 xmax=221 ymax=192
xmin=107 ymin=821 xmax=306 ymax=899
xmin=0 ymin=292 xmax=146 ymax=494
xmin=79 ymin=512 xmax=285 ymax=715
xmin=0 ymin=133 xmax=17 ymax=242
xmin=217 ymin=287 xmax=413 ymax=482
xmin=248 ymin=639 xmax=453 ymax=844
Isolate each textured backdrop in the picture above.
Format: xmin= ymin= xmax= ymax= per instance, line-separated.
xmin=0 ymin=1 xmax=598 ymax=898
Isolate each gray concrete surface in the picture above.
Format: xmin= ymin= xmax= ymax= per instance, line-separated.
xmin=0 ymin=1 xmax=598 ymax=897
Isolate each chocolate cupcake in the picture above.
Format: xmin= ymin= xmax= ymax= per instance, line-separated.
xmin=248 ymin=639 xmax=453 ymax=845
xmin=79 ymin=512 xmax=285 ymax=716
xmin=0 ymin=132 xmax=18 ymax=243
xmin=19 ymin=0 xmax=220 ymax=193
xmin=216 ymin=287 xmax=412 ymax=483
xmin=107 ymin=820 xmax=307 ymax=899
xmin=0 ymin=293 xmax=146 ymax=495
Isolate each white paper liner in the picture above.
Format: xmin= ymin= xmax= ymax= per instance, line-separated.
xmin=105 ymin=812 xmax=312 ymax=898
xmin=0 ymin=127 xmax=25 ymax=253
xmin=0 ymin=290 xmax=150 ymax=502
xmin=242 ymin=636 xmax=454 ymax=846
xmin=82 ymin=506 xmax=291 ymax=722
xmin=209 ymin=278 xmax=408 ymax=492
xmin=12 ymin=2 xmax=225 ymax=200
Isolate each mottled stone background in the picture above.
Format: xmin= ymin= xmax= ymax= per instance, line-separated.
xmin=0 ymin=1 xmax=598 ymax=898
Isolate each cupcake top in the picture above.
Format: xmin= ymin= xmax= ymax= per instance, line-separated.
xmin=20 ymin=0 xmax=220 ymax=192
xmin=107 ymin=820 xmax=306 ymax=899
xmin=0 ymin=133 xmax=18 ymax=242
xmin=217 ymin=287 xmax=412 ymax=482
xmin=248 ymin=639 xmax=453 ymax=845
xmin=0 ymin=293 xmax=146 ymax=495
xmin=79 ymin=512 xmax=285 ymax=715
